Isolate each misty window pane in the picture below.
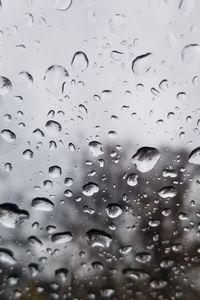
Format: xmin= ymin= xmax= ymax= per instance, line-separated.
xmin=0 ymin=0 xmax=200 ymax=299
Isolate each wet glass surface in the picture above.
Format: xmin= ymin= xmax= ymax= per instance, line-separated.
xmin=0 ymin=0 xmax=200 ymax=299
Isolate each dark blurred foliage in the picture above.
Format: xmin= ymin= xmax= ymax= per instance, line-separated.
xmin=1 ymin=144 xmax=200 ymax=300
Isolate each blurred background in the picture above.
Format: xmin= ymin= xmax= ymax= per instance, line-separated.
xmin=0 ymin=0 xmax=200 ymax=299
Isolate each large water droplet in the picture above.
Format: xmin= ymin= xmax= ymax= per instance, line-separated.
xmin=188 ymin=147 xmax=200 ymax=164
xmin=82 ymin=182 xmax=99 ymax=196
xmin=71 ymin=51 xmax=89 ymax=72
xmin=0 ymin=203 xmax=29 ymax=228
xmin=106 ymin=204 xmax=122 ymax=218
xmin=53 ymin=0 xmax=72 ymax=11
xmin=31 ymin=197 xmax=54 ymax=211
xmin=51 ymin=232 xmax=73 ymax=244
xmin=49 ymin=165 xmax=62 ymax=178
xmin=182 ymin=44 xmax=200 ymax=63
xmin=87 ymin=229 xmax=112 ymax=248
xmin=131 ymin=147 xmax=160 ymax=172
xmin=0 ymin=76 xmax=12 ymax=95
xmin=158 ymin=186 xmax=177 ymax=199
xmin=132 ymin=53 xmax=153 ymax=76
xmin=1 ymin=129 xmax=16 ymax=142
xmin=45 ymin=120 xmax=62 ymax=136
xmin=44 ymin=65 xmax=68 ymax=95
xmin=0 ymin=248 xmax=17 ymax=265
xmin=89 ymin=141 xmax=103 ymax=157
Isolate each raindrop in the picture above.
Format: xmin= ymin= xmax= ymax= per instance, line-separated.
xmin=87 ymin=229 xmax=112 ymax=248
xmin=0 ymin=76 xmax=12 ymax=95
xmin=188 ymin=147 xmax=200 ymax=164
xmin=109 ymin=14 xmax=127 ymax=34
xmin=158 ymin=186 xmax=177 ymax=199
xmin=131 ymin=147 xmax=160 ymax=172
xmin=31 ymin=197 xmax=54 ymax=211
xmin=132 ymin=53 xmax=153 ymax=76
xmin=106 ymin=204 xmax=122 ymax=218
xmin=82 ymin=182 xmax=99 ymax=196
xmin=44 ymin=65 xmax=68 ymax=95
xmin=53 ymin=0 xmax=72 ymax=11
xmin=89 ymin=141 xmax=103 ymax=157
xmin=179 ymin=0 xmax=195 ymax=16
xmin=135 ymin=252 xmax=152 ymax=264
xmin=122 ymin=268 xmax=149 ymax=280
xmin=51 ymin=232 xmax=73 ymax=244
xmin=182 ymin=44 xmax=200 ymax=63
xmin=71 ymin=51 xmax=89 ymax=72
xmin=45 ymin=120 xmax=62 ymax=136
xmin=49 ymin=165 xmax=62 ymax=178
xmin=0 ymin=248 xmax=17 ymax=265
xmin=0 ymin=203 xmax=29 ymax=228
xmin=23 ymin=149 xmax=34 ymax=160
xmin=55 ymin=268 xmax=68 ymax=283
xmin=1 ymin=129 xmax=16 ymax=142
xmin=127 ymin=173 xmax=138 ymax=186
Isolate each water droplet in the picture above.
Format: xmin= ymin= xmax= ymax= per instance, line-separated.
xmin=89 ymin=141 xmax=103 ymax=157
xmin=1 ymin=129 xmax=16 ymax=142
xmin=44 ymin=65 xmax=68 ymax=95
xmin=0 ymin=248 xmax=17 ymax=265
xmin=23 ymin=149 xmax=34 ymax=160
xmin=122 ymin=268 xmax=149 ymax=280
xmin=132 ymin=53 xmax=153 ymax=76
xmin=53 ymin=0 xmax=72 ymax=11
xmin=131 ymin=147 xmax=160 ymax=172
xmin=109 ymin=14 xmax=127 ymax=34
xmin=0 ymin=203 xmax=29 ymax=228
xmin=0 ymin=76 xmax=12 ymax=95
xmin=31 ymin=197 xmax=54 ymax=211
xmin=55 ymin=268 xmax=68 ymax=283
xmin=182 ymin=44 xmax=200 ymax=63
xmin=188 ymin=147 xmax=200 ymax=164
xmin=33 ymin=128 xmax=45 ymax=139
xmin=179 ymin=0 xmax=195 ymax=16
xmin=64 ymin=177 xmax=73 ymax=186
xmin=87 ymin=229 xmax=112 ymax=248
xmin=135 ymin=252 xmax=151 ymax=264
xmin=82 ymin=182 xmax=99 ymax=196
xmin=158 ymin=186 xmax=177 ymax=199
xmin=19 ymin=71 xmax=33 ymax=85
xmin=106 ymin=204 xmax=122 ymax=218
xmin=45 ymin=120 xmax=62 ymax=136
xmin=71 ymin=51 xmax=89 ymax=72
xmin=49 ymin=165 xmax=62 ymax=178
xmin=51 ymin=232 xmax=73 ymax=244
xmin=111 ymin=50 xmax=124 ymax=61
xmin=127 ymin=173 xmax=138 ymax=186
